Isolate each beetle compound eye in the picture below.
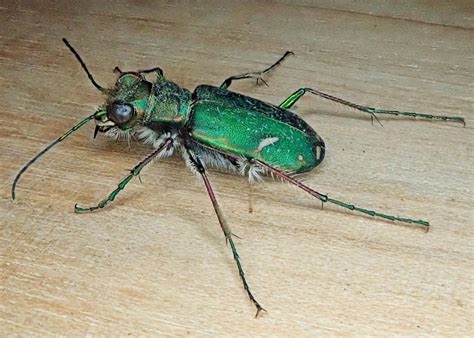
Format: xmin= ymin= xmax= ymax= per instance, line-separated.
xmin=108 ymin=103 xmax=135 ymax=125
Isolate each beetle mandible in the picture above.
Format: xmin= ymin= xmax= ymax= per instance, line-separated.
xmin=12 ymin=39 xmax=465 ymax=317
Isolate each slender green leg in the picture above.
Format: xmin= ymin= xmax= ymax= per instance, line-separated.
xmin=74 ymin=139 xmax=172 ymax=212
xmin=279 ymin=87 xmax=465 ymax=125
xmin=254 ymin=159 xmax=430 ymax=230
xmin=220 ymin=51 xmax=294 ymax=90
xmin=185 ymin=147 xmax=265 ymax=317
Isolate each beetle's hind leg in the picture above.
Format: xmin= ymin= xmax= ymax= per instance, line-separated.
xmin=279 ymin=87 xmax=465 ymax=125
xmin=251 ymin=159 xmax=430 ymax=231
xmin=220 ymin=51 xmax=294 ymax=90
xmin=184 ymin=147 xmax=266 ymax=317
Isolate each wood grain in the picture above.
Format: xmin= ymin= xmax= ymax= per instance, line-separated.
xmin=1 ymin=1 xmax=472 ymax=336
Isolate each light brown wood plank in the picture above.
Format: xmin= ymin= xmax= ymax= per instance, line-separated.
xmin=1 ymin=1 xmax=472 ymax=336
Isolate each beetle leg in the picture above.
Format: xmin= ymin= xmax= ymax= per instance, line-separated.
xmin=114 ymin=66 xmax=164 ymax=78
xmin=251 ymin=159 xmax=430 ymax=231
xmin=74 ymin=138 xmax=173 ymax=213
xmin=188 ymin=140 xmax=430 ymax=230
xmin=185 ymin=147 xmax=266 ymax=317
xmin=279 ymin=87 xmax=465 ymax=125
xmin=137 ymin=66 xmax=164 ymax=77
xmin=220 ymin=51 xmax=294 ymax=90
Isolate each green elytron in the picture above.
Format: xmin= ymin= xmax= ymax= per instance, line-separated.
xmin=12 ymin=39 xmax=465 ymax=317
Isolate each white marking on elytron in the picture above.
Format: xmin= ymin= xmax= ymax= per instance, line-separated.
xmin=257 ymin=137 xmax=279 ymax=152
xmin=316 ymin=146 xmax=321 ymax=159
xmin=298 ymin=154 xmax=304 ymax=161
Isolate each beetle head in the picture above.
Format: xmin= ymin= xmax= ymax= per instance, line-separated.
xmin=94 ymin=73 xmax=152 ymax=137
xmin=12 ymin=39 xmax=155 ymax=199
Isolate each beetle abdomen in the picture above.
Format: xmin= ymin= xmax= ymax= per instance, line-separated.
xmin=189 ymin=85 xmax=325 ymax=173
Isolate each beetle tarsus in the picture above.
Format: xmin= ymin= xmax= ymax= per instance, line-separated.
xmin=73 ymin=140 xmax=172 ymax=213
xmin=278 ymin=87 xmax=465 ymax=125
xmin=254 ymin=304 xmax=267 ymax=318
xmin=254 ymin=159 xmax=431 ymax=229
xmin=186 ymin=147 xmax=264 ymax=317
xmin=220 ymin=50 xmax=294 ymax=90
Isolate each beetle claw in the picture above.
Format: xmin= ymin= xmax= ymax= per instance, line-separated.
xmin=255 ymin=73 xmax=269 ymax=86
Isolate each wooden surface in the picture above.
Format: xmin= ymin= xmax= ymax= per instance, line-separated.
xmin=1 ymin=1 xmax=473 ymax=336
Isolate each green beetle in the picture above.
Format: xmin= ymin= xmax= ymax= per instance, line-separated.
xmin=12 ymin=39 xmax=464 ymax=317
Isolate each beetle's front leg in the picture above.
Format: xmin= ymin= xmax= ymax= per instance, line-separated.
xmin=113 ymin=66 xmax=164 ymax=78
xmin=279 ymin=87 xmax=465 ymax=125
xmin=220 ymin=51 xmax=293 ymax=90
xmin=74 ymin=138 xmax=173 ymax=213
xmin=184 ymin=146 xmax=266 ymax=318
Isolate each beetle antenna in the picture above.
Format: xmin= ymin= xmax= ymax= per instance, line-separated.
xmin=12 ymin=112 xmax=104 ymax=200
xmin=62 ymin=38 xmax=106 ymax=92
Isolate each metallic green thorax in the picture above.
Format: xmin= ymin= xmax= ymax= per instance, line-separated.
xmin=105 ymin=74 xmax=192 ymax=129
xmin=145 ymin=79 xmax=192 ymax=125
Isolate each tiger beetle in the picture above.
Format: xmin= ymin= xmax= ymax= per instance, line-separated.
xmin=12 ymin=39 xmax=465 ymax=317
